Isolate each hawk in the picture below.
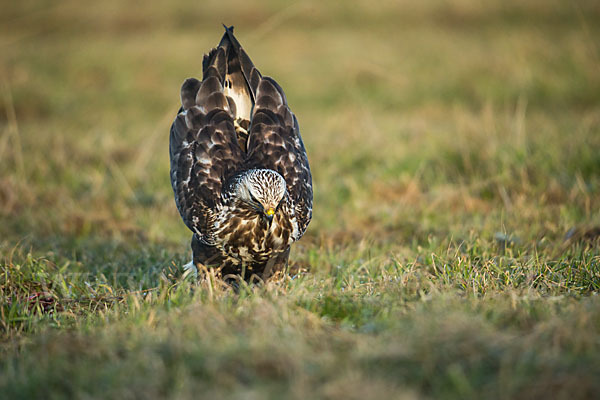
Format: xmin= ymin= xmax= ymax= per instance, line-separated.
xmin=169 ymin=26 xmax=313 ymax=280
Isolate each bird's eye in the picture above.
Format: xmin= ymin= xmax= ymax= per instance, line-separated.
xmin=249 ymin=192 xmax=260 ymax=204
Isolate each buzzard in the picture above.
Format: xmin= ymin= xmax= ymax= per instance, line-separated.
xmin=169 ymin=26 xmax=313 ymax=280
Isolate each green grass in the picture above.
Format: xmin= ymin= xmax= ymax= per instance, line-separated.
xmin=1 ymin=0 xmax=600 ymax=398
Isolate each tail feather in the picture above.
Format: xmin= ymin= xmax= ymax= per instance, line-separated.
xmin=202 ymin=47 xmax=226 ymax=80
xmin=202 ymin=26 xmax=262 ymax=122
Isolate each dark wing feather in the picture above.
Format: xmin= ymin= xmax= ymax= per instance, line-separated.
xmin=170 ymin=74 xmax=243 ymax=244
xmin=245 ymin=77 xmax=313 ymax=236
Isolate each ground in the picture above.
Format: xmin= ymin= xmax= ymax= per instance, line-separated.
xmin=1 ymin=0 xmax=600 ymax=398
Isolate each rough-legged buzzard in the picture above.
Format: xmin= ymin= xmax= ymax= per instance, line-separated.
xmin=169 ymin=26 xmax=312 ymax=280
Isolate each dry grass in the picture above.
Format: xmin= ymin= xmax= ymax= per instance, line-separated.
xmin=1 ymin=0 xmax=600 ymax=398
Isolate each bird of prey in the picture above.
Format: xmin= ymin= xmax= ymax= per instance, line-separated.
xmin=169 ymin=26 xmax=312 ymax=280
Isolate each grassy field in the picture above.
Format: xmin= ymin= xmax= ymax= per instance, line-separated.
xmin=1 ymin=0 xmax=600 ymax=398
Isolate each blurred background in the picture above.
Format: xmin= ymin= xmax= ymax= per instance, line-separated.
xmin=1 ymin=0 xmax=599 ymax=257
xmin=2 ymin=2 xmax=600 ymax=398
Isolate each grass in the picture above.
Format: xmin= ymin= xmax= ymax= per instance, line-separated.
xmin=1 ymin=0 xmax=600 ymax=398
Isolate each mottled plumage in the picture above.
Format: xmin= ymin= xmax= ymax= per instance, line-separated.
xmin=169 ymin=26 xmax=312 ymax=280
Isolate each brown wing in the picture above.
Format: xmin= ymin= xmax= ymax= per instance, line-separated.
xmin=169 ymin=72 xmax=244 ymax=244
xmin=245 ymin=77 xmax=313 ymax=237
xmin=171 ymin=26 xmax=312 ymax=242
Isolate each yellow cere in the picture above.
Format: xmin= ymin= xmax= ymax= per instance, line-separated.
xmin=266 ymin=208 xmax=275 ymax=216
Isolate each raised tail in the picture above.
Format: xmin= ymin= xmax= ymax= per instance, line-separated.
xmin=202 ymin=26 xmax=262 ymax=151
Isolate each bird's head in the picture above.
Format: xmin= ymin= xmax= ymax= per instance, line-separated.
xmin=235 ymin=169 xmax=287 ymax=221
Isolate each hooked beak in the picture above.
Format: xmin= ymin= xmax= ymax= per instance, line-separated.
xmin=265 ymin=208 xmax=275 ymax=222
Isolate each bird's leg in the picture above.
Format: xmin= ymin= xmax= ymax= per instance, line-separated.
xmin=262 ymin=248 xmax=290 ymax=280
xmin=240 ymin=263 xmax=247 ymax=281
xmin=261 ymin=255 xmax=277 ymax=280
